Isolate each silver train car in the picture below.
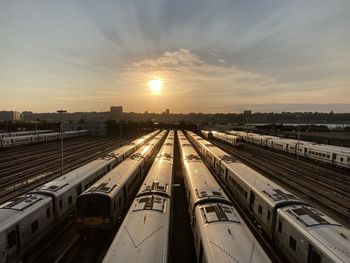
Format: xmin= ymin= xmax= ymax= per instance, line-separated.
xmin=103 ymin=131 xmax=174 ymax=263
xmin=212 ymin=131 xmax=243 ymax=146
xmin=229 ymin=130 xmax=350 ymax=169
xmin=178 ymin=131 xmax=271 ymax=263
xmin=0 ymin=131 xmax=159 ymax=263
xmin=76 ymin=131 xmax=167 ymax=230
xmin=187 ymin=131 xmax=350 ymax=263
xmin=0 ymin=130 xmax=52 ymax=138
xmin=0 ymin=130 xmax=89 ymax=148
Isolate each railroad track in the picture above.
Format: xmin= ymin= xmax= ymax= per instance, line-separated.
xmin=209 ymin=140 xmax=350 ymax=227
xmin=0 ymin=137 xmax=129 ymax=203
xmin=0 ymin=136 xmax=92 ymax=162
xmin=0 ymin=137 xmax=117 ymax=175
xmin=0 ymin=138 xmax=121 ymax=179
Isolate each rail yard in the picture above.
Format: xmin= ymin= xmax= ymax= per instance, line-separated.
xmin=0 ymin=130 xmax=349 ymax=263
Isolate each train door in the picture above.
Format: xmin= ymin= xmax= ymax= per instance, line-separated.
xmin=307 ymin=244 xmax=321 ymax=263
xmin=6 ymin=225 xmax=19 ymax=259
xmin=249 ymin=191 xmax=255 ymax=212
xmin=123 ymin=185 xmax=127 ymax=207
xmin=332 ymin=153 xmax=336 ymax=164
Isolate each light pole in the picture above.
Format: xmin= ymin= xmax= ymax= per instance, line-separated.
xmin=297 ymin=115 xmax=300 ymax=160
xmin=57 ymin=110 xmax=66 ymax=176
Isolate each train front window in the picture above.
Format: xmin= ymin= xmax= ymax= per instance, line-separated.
xmin=77 ymin=195 xmax=110 ymax=217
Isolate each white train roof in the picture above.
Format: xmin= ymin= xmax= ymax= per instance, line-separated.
xmin=30 ymin=156 xmax=116 ymax=197
xmin=179 ymin=133 xmax=229 ymax=205
xmin=196 ymin=203 xmax=271 ymax=263
xmin=102 ymin=194 xmax=170 ymax=263
xmin=138 ymin=133 xmax=174 ymax=198
xmin=0 ymin=194 xmax=51 ymax=230
xmin=83 ymin=132 xmax=167 ymax=197
xmin=279 ymin=204 xmax=350 ymax=262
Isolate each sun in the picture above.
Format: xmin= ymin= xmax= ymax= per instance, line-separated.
xmin=148 ymin=79 xmax=163 ymax=95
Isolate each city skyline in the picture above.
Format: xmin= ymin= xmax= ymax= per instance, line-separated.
xmin=1 ymin=0 xmax=350 ymax=113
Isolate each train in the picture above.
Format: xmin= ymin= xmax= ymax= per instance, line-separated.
xmin=201 ymin=130 xmax=243 ymax=146
xmin=0 ymin=130 xmax=52 ymax=139
xmin=76 ymin=130 xmax=167 ymax=230
xmin=0 ymin=130 xmax=160 ymax=263
xmin=103 ymin=131 xmax=174 ymax=263
xmin=187 ymin=131 xmax=350 ymax=263
xmin=227 ymin=130 xmax=350 ymax=169
xmin=0 ymin=130 xmax=89 ymax=148
xmin=178 ymin=131 xmax=271 ymax=263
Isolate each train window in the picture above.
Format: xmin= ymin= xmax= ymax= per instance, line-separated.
xmin=31 ymin=220 xmax=39 ymax=233
xmin=7 ymin=230 xmax=16 ymax=248
xmin=289 ymin=236 xmax=296 ymax=251
xmin=310 ymin=250 xmax=321 ymax=263
xmin=267 ymin=210 xmax=271 ymax=220
xmin=46 ymin=208 xmax=50 ymax=218
xmin=68 ymin=196 xmax=73 ymax=205
xmin=59 ymin=200 xmax=63 ymax=210
xmin=340 ymin=157 xmax=343 ymax=162
xmin=258 ymin=205 xmax=263 ymax=215
xmin=278 ymin=221 xmax=282 ymax=232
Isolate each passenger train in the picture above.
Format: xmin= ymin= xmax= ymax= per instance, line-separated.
xmin=103 ymin=131 xmax=174 ymax=263
xmin=0 ymin=130 xmax=53 ymax=138
xmin=187 ymin=131 xmax=350 ymax=263
xmin=0 ymin=130 xmax=160 ymax=263
xmin=76 ymin=131 xmax=167 ymax=230
xmin=227 ymin=130 xmax=350 ymax=169
xmin=0 ymin=130 xmax=89 ymax=148
xmin=201 ymin=130 xmax=243 ymax=146
xmin=178 ymin=131 xmax=271 ymax=263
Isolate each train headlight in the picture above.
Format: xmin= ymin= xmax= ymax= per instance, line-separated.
xmin=104 ymin=217 xmax=110 ymax=224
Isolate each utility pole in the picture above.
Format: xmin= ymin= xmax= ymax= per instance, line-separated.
xmin=297 ymin=115 xmax=300 ymax=160
xmin=57 ymin=110 xmax=67 ymax=176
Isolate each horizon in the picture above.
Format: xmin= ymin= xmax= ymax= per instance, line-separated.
xmin=1 ymin=1 xmax=350 ymax=113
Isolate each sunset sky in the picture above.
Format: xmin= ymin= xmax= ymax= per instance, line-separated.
xmin=1 ymin=0 xmax=349 ymax=113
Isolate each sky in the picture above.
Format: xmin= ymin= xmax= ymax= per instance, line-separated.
xmin=0 ymin=0 xmax=349 ymax=113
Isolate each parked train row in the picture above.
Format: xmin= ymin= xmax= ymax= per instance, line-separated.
xmin=187 ymin=131 xmax=350 ymax=263
xmin=103 ymin=131 xmax=175 ymax=263
xmin=179 ymin=131 xmax=271 ymax=263
xmin=227 ymin=130 xmax=350 ymax=169
xmin=76 ymin=130 xmax=167 ymax=230
xmin=0 ymin=130 xmax=52 ymax=138
xmin=201 ymin=130 xmax=243 ymax=146
xmin=0 ymin=130 xmax=160 ymax=263
xmin=0 ymin=130 xmax=89 ymax=148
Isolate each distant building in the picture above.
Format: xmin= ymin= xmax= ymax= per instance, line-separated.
xmin=243 ymin=110 xmax=252 ymax=116
xmin=0 ymin=111 xmax=22 ymax=121
xmin=166 ymin=109 xmax=170 ymax=115
xmin=110 ymin=106 xmax=123 ymax=115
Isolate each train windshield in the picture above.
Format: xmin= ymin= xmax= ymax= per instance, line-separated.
xmin=77 ymin=194 xmax=110 ymax=217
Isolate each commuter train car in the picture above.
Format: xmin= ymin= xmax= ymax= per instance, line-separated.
xmin=0 ymin=194 xmax=53 ymax=263
xmin=0 ymin=131 xmax=159 ymax=263
xmin=0 ymin=130 xmax=52 ymax=138
xmin=276 ymin=204 xmax=350 ymax=263
xmin=201 ymin=130 xmax=213 ymax=139
xmin=103 ymin=131 xmax=174 ymax=263
xmin=0 ymin=130 xmax=89 ymax=148
xmin=76 ymin=131 xmax=167 ymax=230
xmin=178 ymin=131 xmax=271 ymax=263
xmin=186 ymin=131 xmax=350 ymax=263
xmin=211 ymin=131 xmax=243 ymax=146
xmin=226 ymin=130 xmax=350 ymax=169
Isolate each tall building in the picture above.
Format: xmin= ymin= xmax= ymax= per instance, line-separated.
xmin=166 ymin=109 xmax=170 ymax=115
xmin=0 ymin=111 xmax=22 ymax=121
xmin=110 ymin=106 xmax=123 ymax=115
